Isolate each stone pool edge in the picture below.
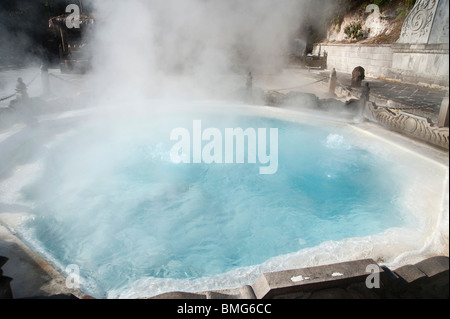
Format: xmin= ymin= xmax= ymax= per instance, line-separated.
xmin=149 ymin=256 xmax=449 ymax=299
xmin=0 ymin=104 xmax=448 ymax=299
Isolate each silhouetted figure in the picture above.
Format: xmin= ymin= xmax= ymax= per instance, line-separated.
xmin=15 ymin=78 xmax=28 ymax=100
xmin=11 ymin=77 xmax=37 ymax=126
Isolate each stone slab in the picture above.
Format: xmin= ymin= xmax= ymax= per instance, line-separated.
xmin=415 ymin=256 xmax=449 ymax=278
xmin=314 ymin=42 xmax=449 ymax=87
xmin=239 ymin=285 xmax=257 ymax=299
xmin=393 ymin=265 xmax=427 ymax=284
xmin=149 ymin=292 xmax=206 ymax=300
xmin=252 ymin=259 xmax=382 ymax=299
xmin=204 ymin=291 xmax=238 ymax=300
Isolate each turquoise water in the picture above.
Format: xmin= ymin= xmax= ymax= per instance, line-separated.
xmin=19 ymin=113 xmax=407 ymax=298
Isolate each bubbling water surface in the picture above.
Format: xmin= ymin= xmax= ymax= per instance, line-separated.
xmin=15 ymin=110 xmax=412 ymax=298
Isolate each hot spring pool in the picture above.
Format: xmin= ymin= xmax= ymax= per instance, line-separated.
xmin=0 ymin=104 xmax=448 ymax=298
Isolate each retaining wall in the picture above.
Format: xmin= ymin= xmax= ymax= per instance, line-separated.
xmin=313 ymin=43 xmax=449 ymax=87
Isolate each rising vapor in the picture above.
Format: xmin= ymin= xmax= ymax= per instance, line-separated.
xmin=84 ymin=0 xmax=335 ymax=102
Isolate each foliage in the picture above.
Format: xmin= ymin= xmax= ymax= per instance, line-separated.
xmin=372 ymin=0 xmax=416 ymax=10
xmin=397 ymin=0 xmax=416 ymax=19
xmin=405 ymin=0 xmax=416 ymax=7
xmin=372 ymin=0 xmax=393 ymax=9
xmin=344 ymin=22 xmax=364 ymax=40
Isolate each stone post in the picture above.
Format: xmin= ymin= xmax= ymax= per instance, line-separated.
xmin=41 ymin=62 xmax=50 ymax=96
xmin=438 ymin=91 xmax=449 ymax=128
xmin=328 ymin=68 xmax=337 ymax=95
xmin=359 ymin=82 xmax=370 ymax=118
xmin=246 ymin=72 xmax=253 ymax=91
xmin=246 ymin=71 xmax=253 ymax=103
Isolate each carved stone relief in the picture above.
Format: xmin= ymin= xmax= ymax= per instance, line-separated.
xmin=368 ymin=103 xmax=449 ymax=149
xmin=397 ymin=0 xmax=440 ymax=44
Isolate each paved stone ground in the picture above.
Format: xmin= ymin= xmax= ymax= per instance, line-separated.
xmin=253 ymin=66 xmax=448 ymax=125
xmin=312 ymin=69 xmax=448 ymax=125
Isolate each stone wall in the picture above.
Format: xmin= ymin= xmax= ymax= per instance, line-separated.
xmin=314 ymin=0 xmax=449 ymax=88
xmin=389 ymin=43 xmax=449 ymax=87
xmin=313 ymin=43 xmax=449 ymax=87
xmin=312 ymin=44 xmax=394 ymax=79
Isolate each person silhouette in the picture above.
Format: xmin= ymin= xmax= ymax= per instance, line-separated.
xmin=15 ymin=77 xmax=28 ymax=100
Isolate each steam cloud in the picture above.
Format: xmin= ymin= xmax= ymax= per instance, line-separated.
xmin=85 ymin=0 xmax=334 ymax=103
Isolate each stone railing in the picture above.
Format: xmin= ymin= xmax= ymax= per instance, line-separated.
xmin=368 ymin=103 xmax=449 ymax=150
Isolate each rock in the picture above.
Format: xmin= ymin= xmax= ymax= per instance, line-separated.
xmin=0 ymin=257 xmax=13 ymax=299
xmin=394 ymin=265 xmax=427 ymax=284
xmin=415 ymin=256 xmax=449 ymax=279
xmin=352 ymin=66 xmax=365 ymax=87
